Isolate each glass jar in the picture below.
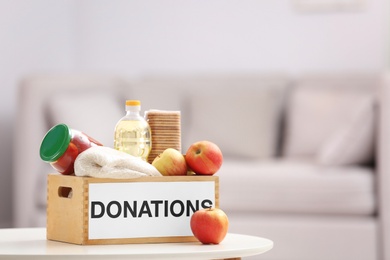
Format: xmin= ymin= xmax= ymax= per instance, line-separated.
xmin=40 ymin=124 xmax=103 ymax=175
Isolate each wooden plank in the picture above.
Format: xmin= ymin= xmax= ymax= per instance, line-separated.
xmin=82 ymin=178 xmax=89 ymax=244
xmin=47 ymin=174 xmax=85 ymax=244
xmin=84 ymin=175 xmax=219 ymax=183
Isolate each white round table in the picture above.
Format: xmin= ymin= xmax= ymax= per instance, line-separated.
xmin=0 ymin=228 xmax=273 ymax=259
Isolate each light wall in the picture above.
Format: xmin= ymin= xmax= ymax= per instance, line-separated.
xmin=0 ymin=0 xmax=388 ymax=227
xmin=0 ymin=0 xmax=74 ymax=227
xmin=74 ymin=0 xmax=386 ymax=74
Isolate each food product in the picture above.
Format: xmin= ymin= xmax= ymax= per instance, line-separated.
xmin=151 ymin=148 xmax=187 ymax=176
xmin=40 ymin=124 xmax=103 ymax=175
xmin=190 ymin=207 xmax=229 ymax=244
xmin=185 ymin=141 xmax=223 ymax=175
xmin=114 ymin=100 xmax=151 ymax=161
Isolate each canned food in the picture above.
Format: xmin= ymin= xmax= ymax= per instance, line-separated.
xmin=40 ymin=124 xmax=103 ymax=175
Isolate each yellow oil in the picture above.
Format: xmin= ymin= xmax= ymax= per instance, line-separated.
xmin=114 ymin=120 xmax=151 ymax=161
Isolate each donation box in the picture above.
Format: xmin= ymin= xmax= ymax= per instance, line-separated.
xmin=47 ymin=174 xmax=219 ymax=245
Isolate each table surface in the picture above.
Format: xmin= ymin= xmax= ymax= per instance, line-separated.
xmin=0 ymin=228 xmax=273 ymax=259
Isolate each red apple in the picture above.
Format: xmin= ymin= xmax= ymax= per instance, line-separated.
xmin=185 ymin=141 xmax=223 ymax=175
xmin=190 ymin=207 xmax=229 ymax=244
xmin=152 ymin=148 xmax=187 ymax=176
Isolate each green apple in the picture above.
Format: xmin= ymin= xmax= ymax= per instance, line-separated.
xmin=152 ymin=148 xmax=187 ymax=176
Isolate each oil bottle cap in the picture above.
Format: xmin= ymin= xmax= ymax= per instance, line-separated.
xmin=39 ymin=124 xmax=72 ymax=162
xmin=126 ymin=100 xmax=141 ymax=106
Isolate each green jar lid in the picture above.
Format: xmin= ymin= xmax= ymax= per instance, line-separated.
xmin=40 ymin=124 xmax=72 ymax=162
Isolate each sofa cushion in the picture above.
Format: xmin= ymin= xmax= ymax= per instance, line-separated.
xmin=316 ymin=96 xmax=376 ymax=166
xmin=132 ymin=74 xmax=288 ymax=157
xmin=283 ymin=75 xmax=378 ymax=161
xmin=186 ymin=90 xmax=284 ymax=159
xmin=183 ymin=75 xmax=287 ymax=159
xmin=219 ymin=159 xmax=376 ymax=215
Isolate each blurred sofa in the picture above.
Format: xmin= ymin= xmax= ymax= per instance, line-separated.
xmin=13 ymin=72 xmax=387 ymax=260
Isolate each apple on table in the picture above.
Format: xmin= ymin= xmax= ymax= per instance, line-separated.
xmin=190 ymin=207 xmax=229 ymax=244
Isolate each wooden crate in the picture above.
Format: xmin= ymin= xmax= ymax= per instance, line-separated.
xmin=47 ymin=174 xmax=219 ymax=245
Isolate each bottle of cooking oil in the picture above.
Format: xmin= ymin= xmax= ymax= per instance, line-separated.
xmin=114 ymin=100 xmax=151 ymax=161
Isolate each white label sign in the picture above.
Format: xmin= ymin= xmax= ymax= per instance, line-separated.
xmin=88 ymin=181 xmax=216 ymax=240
